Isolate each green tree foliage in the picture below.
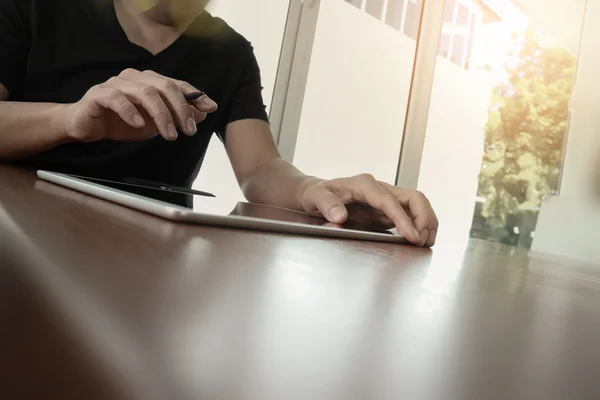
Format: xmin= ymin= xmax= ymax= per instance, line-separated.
xmin=475 ymin=25 xmax=577 ymax=244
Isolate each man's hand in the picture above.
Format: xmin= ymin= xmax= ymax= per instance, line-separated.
xmin=302 ymin=174 xmax=438 ymax=247
xmin=62 ymin=69 xmax=218 ymax=143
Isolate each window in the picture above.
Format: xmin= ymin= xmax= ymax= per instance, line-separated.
xmin=345 ymin=0 xmax=363 ymax=8
xmin=365 ymin=0 xmax=385 ymax=20
xmin=439 ymin=0 xmax=480 ymax=70
xmin=451 ymin=35 xmax=466 ymax=66
xmin=287 ymin=0 xmax=585 ymax=251
xmin=385 ymin=0 xmax=406 ymax=30
xmin=456 ymin=4 xmax=469 ymax=25
xmin=465 ymin=12 xmax=477 ymax=69
xmin=344 ymin=0 xmax=480 ymax=62
xmin=444 ymin=0 xmax=457 ymax=23
xmin=439 ymin=33 xmax=451 ymax=58
xmin=403 ymin=0 xmax=423 ymax=40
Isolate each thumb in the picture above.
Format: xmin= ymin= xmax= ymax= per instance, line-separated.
xmin=304 ymin=187 xmax=349 ymax=224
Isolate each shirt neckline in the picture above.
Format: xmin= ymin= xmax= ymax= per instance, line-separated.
xmin=106 ymin=0 xmax=208 ymax=58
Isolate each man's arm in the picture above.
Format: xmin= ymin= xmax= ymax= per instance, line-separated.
xmin=0 ymin=72 xmax=217 ymax=161
xmin=0 ymin=83 xmax=73 ymax=161
xmin=224 ymin=118 xmax=319 ymax=211
xmin=224 ymin=119 xmax=438 ymax=246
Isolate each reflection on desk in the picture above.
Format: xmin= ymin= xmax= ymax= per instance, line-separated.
xmin=1 ymin=165 xmax=600 ymax=400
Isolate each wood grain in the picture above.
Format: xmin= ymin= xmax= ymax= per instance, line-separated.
xmin=1 ymin=165 xmax=600 ymax=400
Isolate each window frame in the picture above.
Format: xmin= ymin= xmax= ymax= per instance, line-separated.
xmin=440 ymin=0 xmax=482 ymax=69
xmin=271 ymin=0 xmax=446 ymax=189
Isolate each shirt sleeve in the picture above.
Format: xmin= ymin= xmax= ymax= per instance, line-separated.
xmin=216 ymin=41 xmax=269 ymax=141
xmin=0 ymin=0 xmax=31 ymax=96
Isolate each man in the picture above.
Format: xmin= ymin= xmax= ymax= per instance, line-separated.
xmin=0 ymin=0 xmax=438 ymax=246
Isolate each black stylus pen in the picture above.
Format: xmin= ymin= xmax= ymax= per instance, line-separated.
xmin=123 ymin=177 xmax=215 ymax=197
xmin=184 ymin=91 xmax=205 ymax=101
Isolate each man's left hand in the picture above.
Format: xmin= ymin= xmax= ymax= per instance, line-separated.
xmin=302 ymin=174 xmax=438 ymax=247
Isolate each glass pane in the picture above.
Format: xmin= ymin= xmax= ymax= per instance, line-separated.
xmin=417 ymin=0 xmax=585 ymax=249
xmin=345 ymin=0 xmax=363 ymax=8
xmin=444 ymin=0 xmax=456 ymax=24
xmin=292 ymin=0 xmax=422 ymax=183
xmin=439 ymin=33 xmax=451 ymax=58
xmin=450 ymin=35 xmax=466 ymax=67
xmin=365 ymin=0 xmax=385 ymax=20
xmin=385 ymin=0 xmax=406 ymax=30
xmin=403 ymin=0 xmax=423 ymax=40
xmin=456 ymin=4 xmax=469 ymax=25
xmin=465 ymin=14 xmax=477 ymax=69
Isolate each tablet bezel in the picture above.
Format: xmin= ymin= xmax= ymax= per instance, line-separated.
xmin=36 ymin=170 xmax=407 ymax=244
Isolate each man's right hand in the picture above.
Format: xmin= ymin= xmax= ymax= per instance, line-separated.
xmin=62 ymin=69 xmax=218 ymax=143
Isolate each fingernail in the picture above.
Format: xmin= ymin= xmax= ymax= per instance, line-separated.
xmin=167 ymin=123 xmax=178 ymax=140
xmin=330 ymin=206 xmax=347 ymax=223
xmin=420 ymin=229 xmax=429 ymax=246
xmin=133 ymin=113 xmax=145 ymax=127
xmin=411 ymin=226 xmax=420 ymax=241
xmin=427 ymin=229 xmax=437 ymax=247
xmin=203 ymin=97 xmax=218 ymax=109
xmin=186 ymin=117 xmax=197 ymax=135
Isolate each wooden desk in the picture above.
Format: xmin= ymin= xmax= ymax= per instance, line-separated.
xmin=1 ymin=165 xmax=600 ymax=400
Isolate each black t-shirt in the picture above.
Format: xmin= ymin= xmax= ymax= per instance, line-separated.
xmin=0 ymin=0 xmax=269 ymax=186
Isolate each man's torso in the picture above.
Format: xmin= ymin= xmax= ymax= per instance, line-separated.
xmin=5 ymin=0 xmax=262 ymax=185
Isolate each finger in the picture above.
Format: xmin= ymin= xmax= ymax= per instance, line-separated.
xmin=185 ymin=90 xmax=218 ymax=113
xmin=108 ymin=74 xmax=178 ymax=141
xmin=426 ymin=229 xmax=437 ymax=248
xmin=190 ymin=93 xmax=218 ymax=113
xmin=171 ymin=80 xmax=218 ymax=112
xmin=145 ymin=70 xmax=218 ymax=113
xmin=130 ymin=70 xmax=197 ymax=136
xmin=381 ymin=182 xmax=439 ymax=235
xmin=89 ymin=86 xmax=145 ymax=129
xmin=330 ymin=175 xmax=422 ymax=244
xmin=303 ymin=186 xmax=349 ymax=224
xmin=191 ymin=106 xmax=208 ymax=123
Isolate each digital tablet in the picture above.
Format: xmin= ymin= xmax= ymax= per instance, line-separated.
xmin=36 ymin=170 xmax=407 ymax=243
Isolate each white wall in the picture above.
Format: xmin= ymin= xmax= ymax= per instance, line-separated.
xmin=532 ymin=0 xmax=600 ymax=263
xmin=193 ymin=1 xmax=290 ymax=199
xmin=292 ymin=0 xmax=415 ymax=184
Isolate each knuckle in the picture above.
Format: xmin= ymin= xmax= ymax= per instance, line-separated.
xmin=115 ymin=99 xmax=133 ymax=112
xmin=119 ymin=68 xmax=138 ymax=78
xmin=140 ymin=85 xmax=159 ymax=98
xmin=178 ymin=81 xmax=194 ymax=90
xmin=415 ymin=190 xmax=427 ymax=200
xmin=178 ymin=101 xmax=192 ymax=111
xmin=178 ymin=104 xmax=194 ymax=118
xmin=105 ymin=88 xmax=122 ymax=100
xmin=415 ymin=190 xmax=432 ymax=206
xmin=88 ymin=84 xmax=103 ymax=94
xmin=107 ymin=93 xmax=130 ymax=110
xmin=358 ymin=173 xmax=376 ymax=183
xmin=155 ymin=107 xmax=173 ymax=120
xmin=106 ymin=76 xmax=120 ymax=86
xmin=162 ymin=79 xmax=179 ymax=92
xmin=383 ymin=194 xmax=399 ymax=209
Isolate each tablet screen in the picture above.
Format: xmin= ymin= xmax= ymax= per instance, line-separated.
xmin=62 ymin=174 xmax=395 ymax=236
